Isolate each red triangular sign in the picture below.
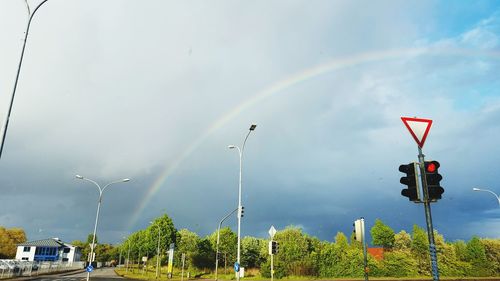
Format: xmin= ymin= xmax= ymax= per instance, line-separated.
xmin=401 ymin=117 xmax=433 ymax=148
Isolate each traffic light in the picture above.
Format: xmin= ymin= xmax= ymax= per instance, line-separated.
xmin=353 ymin=219 xmax=362 ymax=241
xmin=399 ymin=162 xmax=420 ymax=202
xmin=271 ymin=241 xmax=278 ymax=254
xmin=424 ymin=161 xmax=444 ymax=201
xmin=239 ymin=206 xmax=245 ymax=218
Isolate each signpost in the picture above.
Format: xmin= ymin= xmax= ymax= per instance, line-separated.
xmin=400 ymin=116 xmax=440 ymax=281
xmin=268 ymin=226 xmax=277 ymax=281
xmin=167 ymin=243 xmax=175 ymax=278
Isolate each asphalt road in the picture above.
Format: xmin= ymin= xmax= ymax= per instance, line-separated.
xmin=28 ymin=267 xmax=122 ymax=281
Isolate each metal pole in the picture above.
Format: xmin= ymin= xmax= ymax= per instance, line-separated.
xmin=126 ymin=241 xmax=131 ymax=272
xmin=215 ymin=207 xmax=238 ymax=281
xmin=119 ymin=246 xmax=122 ymax=266
xmin=473 ymin=188 xmax=500 ymax=206
xmin=87 ymin=191 xmax=102 ymax=281
xmin=236 ymin=146 xmax=243 ymax=281
xmin=235 ymin=127 xmax=254 ymax=281
xmin=270 ymin=252 xmax=274 ymax=281
xmin=156 ymin=225 xmax=161 ymax=279
xmin=181 ymin=253 xmax=185 ymax=281
xmin=418 ymin=147 xmax=440 ymax=281
xmin=0 ymin=0 xmax=49 ymax=160
xmin=361 ymin=218 xmax=368 ymax=281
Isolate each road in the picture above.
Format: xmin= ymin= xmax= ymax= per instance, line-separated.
xmin=27 ymin=268 xmax=123 ymax=281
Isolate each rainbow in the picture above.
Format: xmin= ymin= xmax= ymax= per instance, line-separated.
xmin=127 ymin=47 xmax=500 ymax=229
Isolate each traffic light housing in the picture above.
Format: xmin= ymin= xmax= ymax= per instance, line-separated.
xmin=399 ymin=162 xmax=420 ymax=202
xmin=353 ymin=219 xmax=363 ymax=241
xmin=239 ymin=206 xmax=245 ymax=218
xmin=424 ymin=161 xmax=444 ymax=201
xmin=271 ymin=241 xmax=278 ymax=254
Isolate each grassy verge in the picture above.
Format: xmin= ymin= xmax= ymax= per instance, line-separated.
xmin=115 ymin=268 xmax=500 ymax=281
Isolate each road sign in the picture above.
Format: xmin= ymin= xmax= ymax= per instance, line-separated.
xmin=86 ymin=265 xmax=93 ymax=272
xmin=268 ymin=225 xmax=277 ymax=238
xmin=401 ymin=117 xmax=433 ymax=148
xmin=234 ymin=262 xmax=240 ymax=272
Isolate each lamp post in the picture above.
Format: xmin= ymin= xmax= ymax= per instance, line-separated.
xmin=150 ymin=221 xmax=162 ymax=279
xmin=215 ymin=207 xmax=238 ymax=281
xmin=126 ymin=239 xmax=131 ymax=272
xmin=473 ymin=188 xmax=500 ymax=206
xmin=75 ymin=175 xmax=130 ymax=281
xmin=0 ymin=0 xmax=49 ymax=161
xmin=228 ymin=124 xmax=256 ymax=281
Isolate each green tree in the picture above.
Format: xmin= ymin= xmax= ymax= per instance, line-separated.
xmin=208 ymin=227 xmax=236 ymax=266
xmin=147 ymin=214 xmax=177 ymax=258
xmin=191 ymin=237 xmax=214 ymax=269
xmin=273 ymin=226 xmax=310 ymax=276
xmin=175 ymin=229 xmax=199 ymax=271
xmin=465 ymin=236 xmax=490 ymax=276
xmin=370 ymin=219 xmax=395 ymax=249
xmin=411 ymin=225 xmax=430 ymax=276
xmin=393 ymin=230 xmax=412 ymax=251
xmin=381 ymin=250 xmax=418 ymax=277
xmin=481 ymin=238 xmax=500 ymax=275
xmin=241 ymin=236 xmax=265 ymax=268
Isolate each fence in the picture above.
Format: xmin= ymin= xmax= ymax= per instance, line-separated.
xmin=0 ymin=260 xmax=85 ymax=279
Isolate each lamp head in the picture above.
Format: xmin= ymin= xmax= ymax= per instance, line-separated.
xmin=249 ymin=124 xmax=257 ymax=131
xmin=473 ymin=188 xmax=481 ymax=191
xmin=228 ymin=145 xmax=236 ymax=149
xmin=123 ymin=179 xmax=130 ymax=182
xmin=75 ymin=175 xmax=83 ymax=179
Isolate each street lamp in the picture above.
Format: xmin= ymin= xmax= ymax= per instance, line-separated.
xmin=215 ymin=207 xmax=238 ymax=281
xmin=150 ymin=221 xmax=162 ymax=279
xmin=0 ymin=0 xmax=49 ymax=161
xmin=473 ymin=188 xmax=500 ymax=206
xmin=228 ymin=124 xmax=256 ymax=281
xmin=75 ymin=175 xmax=130 ymax=281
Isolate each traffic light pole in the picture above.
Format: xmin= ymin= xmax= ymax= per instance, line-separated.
xmin=417 ymin=147 xmax=440 ymax=281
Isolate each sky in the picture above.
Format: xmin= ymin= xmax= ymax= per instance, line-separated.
xmin=0 ymin=0 xmax=499 ymax=245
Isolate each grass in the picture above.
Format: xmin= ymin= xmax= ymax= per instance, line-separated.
xmin=115 ymin=267 xmax=500 ymax=281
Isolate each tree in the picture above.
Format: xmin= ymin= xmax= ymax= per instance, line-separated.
xmin=381 ymin=250 xmax=418 ymax=277
xmin=175 ymin=229 xmax=199 ymax=271
xmin=241 ymin=236 xmax=265 ymax=268
xmin=147 ymin=214 xmax=177 ymax=258
xmin=465 ymin=236 xmax=490 ymax=276
xmin=393 ymin=230 xmax=411 ymax=251
xmin=208 ymin=226 xmax=237 ymax=266
xmin=411 ymin=225 xmax=430 ymax=275
xmin=370 ymin=219 xmax=395 ymax=249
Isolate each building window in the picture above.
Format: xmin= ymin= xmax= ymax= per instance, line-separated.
xmin=22 ymin=257 xmax=29 ymax=261
xmin=63 ymin=248 xmax=70 ymax=253
xmin=23 ymin=246 xmax=31 ymax=252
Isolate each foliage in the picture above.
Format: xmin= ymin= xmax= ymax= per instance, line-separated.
xmin=380 ymin=250 xmax=418 ymax=277
xmin=0 ymin=227 xmax=26 ymax=258
xmin=370 ymin=219 xmax=395 ymax=249
xmin=393 ymin=230 xmax=411 ymax=251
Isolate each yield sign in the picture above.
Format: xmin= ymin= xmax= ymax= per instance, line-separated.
xmin=401 ymin=117 xmax=433 ymax=148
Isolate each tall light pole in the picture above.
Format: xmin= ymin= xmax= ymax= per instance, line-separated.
xmin=126 ymin=238 xmax=131 ymax=272
xmin=473 ymin=188 xmax=500 ymax=206
xmin=228 ymin=124 xmax=256 ymax=281
xmin=150 ymin=221 xmax=162 ymax=279
xmin=215 ymin=207 xmax=238 ymax=281
xmin=75 ymin=175 xmax=130 ymax=281
xmin=0 ymin=0 xmax=49 ymax=161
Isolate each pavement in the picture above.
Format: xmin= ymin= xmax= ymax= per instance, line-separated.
xmin=4 ymin=267 xmax=123 ymax=281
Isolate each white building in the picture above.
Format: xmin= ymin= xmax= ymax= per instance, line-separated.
xmin=15 ymin=238 xmax=81 ymax=263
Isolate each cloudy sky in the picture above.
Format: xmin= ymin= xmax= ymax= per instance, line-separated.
xmin=1 ymin=0 xmax=499 ymax=245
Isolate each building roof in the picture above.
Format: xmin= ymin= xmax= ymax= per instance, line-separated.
xmin=367 ymin=247 xmax=384 ymax=261
xmin=18 ymin=238 xmax=68 ymax=247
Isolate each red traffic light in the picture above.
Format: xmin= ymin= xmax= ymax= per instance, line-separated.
xmin=425 ymin=161 xmax=440 ymax=173
xmin=427 ymin=163 xmax=436 ymax=173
